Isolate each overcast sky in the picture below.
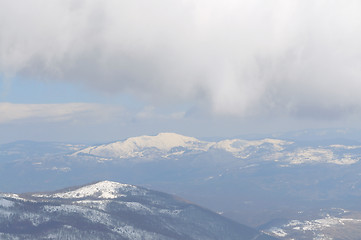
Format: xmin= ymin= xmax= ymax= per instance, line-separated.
xmin=1 ymin=0 xmax=361 ymax=143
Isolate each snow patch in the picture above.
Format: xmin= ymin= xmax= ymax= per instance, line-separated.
xmin=34 ymin=181 xmax=139 ymax=199
xmin=268 ymin=227 xmax=288 ymax=237
xmin=267 ymin=215 xmax=361 ymax=238
xmin=0 ymin=198 xmax=14 ymax=208
xmin=287 ymin=148 xmax=359 ymax=165
xmin=213 ymin=138 xmax=292 ymax=158
xmin=1 ymin=193 xmax=35 ymax=202
xmin=118 ymin=202 xmax=153 ymax=213
xmin=330 ymin=144 xmax=361 ymax=150
xmin=75 ymin=199 xmax=111 ymax=211
xmin=0 ymin=208 xmax=12 ymax=217
xmin=158 ymin=209 xmax=182 ymax=216
xmin=44 ymin=204 xmax=111 ymax=224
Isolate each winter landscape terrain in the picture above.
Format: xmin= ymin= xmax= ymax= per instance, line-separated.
xmin=0 ymin=181 xmax=274 ymax=240
xmin=2 ymin=130 xmax=361 ymax=239
xmin=2 ymin=0 xmax=361 ymax=239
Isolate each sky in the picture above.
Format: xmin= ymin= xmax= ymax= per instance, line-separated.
xmin=1 ymin=0 xmax=361 ymax=143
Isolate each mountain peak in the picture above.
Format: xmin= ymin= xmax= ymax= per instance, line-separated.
xmin=124 ymin=132 xmax=203 ymax=150
xmin=155 ymin=132 xmax=193 ymax=138
xmin=32 ymin=181 xmax=142 ymax=199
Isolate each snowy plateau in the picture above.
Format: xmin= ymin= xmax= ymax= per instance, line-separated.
xmin=0 ymin=181 xmax=274 ymax=240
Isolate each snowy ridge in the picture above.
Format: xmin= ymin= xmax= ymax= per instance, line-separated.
xmin=264 ymin=213 xmax=361 ymax=240
xmin=71 ymin=132 xmax=361 ymax=165
xmin=213 ymin=138 xmax=292 ymax=158
xmin=74 ymin=133 xmax=213 ymax=159
xmin=1 ymin=193 xmax=36 ymax=202
xmin=284 ymin=215 xmax=361 ymax=231
xmin=33 ymin=181 xmax=144 ymax=199
xmin=286 ymin=148 xmax=359 ymax=165
xmin=73 ymin=132 xmax=291 ymax=160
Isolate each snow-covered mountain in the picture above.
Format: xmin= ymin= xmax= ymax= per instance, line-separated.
xmin=73 ymin=132 xmax=292 ymax=161
xmin=72 ymin=132 xmax=360 ymax=165
xmin=73 ymin=133 xmax=213 ymax=160
xmin=0 ymin=181 xmax=275 ymax=240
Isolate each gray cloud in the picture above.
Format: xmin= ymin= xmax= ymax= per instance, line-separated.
xmin=1 ymin=0 xmax=361 ymax=119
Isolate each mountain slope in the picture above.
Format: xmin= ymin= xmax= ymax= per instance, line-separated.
xmin=0 ymin=181 xmax=275 ymax=240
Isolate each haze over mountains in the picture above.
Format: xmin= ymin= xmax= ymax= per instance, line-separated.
xmin=2 ymin=130 xmax=361 ymax=239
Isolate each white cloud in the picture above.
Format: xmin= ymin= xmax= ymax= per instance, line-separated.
xmin=1 ymin=0 xmax=361 ymax=119
xmin=0 ymin=102 xmax=124 ymax=124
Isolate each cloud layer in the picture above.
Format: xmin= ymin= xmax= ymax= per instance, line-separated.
xmin=1 ymin=0 xmax=361 ymax=119
xmin=0 ymin=102 xmax=123 ymax=124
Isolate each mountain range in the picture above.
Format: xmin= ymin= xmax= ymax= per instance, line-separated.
xmin=73 ymin=132 xmax=361 ymax=164
xmin=2 ymin=130 xmax=361 ymax=238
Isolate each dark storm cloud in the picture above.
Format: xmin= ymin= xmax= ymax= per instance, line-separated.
xmin=1 ymin=0 xmax=361 ymax=119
